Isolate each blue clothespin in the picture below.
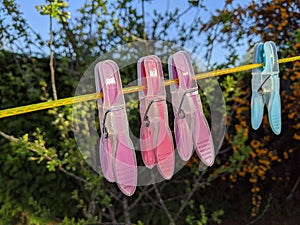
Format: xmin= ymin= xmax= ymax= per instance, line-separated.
xmin=251 ymin=41 xmax=281 ymax=135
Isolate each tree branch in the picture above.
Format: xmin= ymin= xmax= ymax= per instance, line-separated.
xmin=116 ymin=23 xmax=147 ymax=43
xmin=122 ymin=196 xmax=131 ymax=225
xmin=286 ymin=176 xmax=300 ymax=200
xmin=246 ymin=195 xmax=272 ymax=225
xmin=49 ymin=0 xmax=58 ymax=100
xmin=108 ymin=206 xmax=118 ymax=225
xmin=57 ymin=165 xmax=90 ymax=185
xmin=0 ymin=131 xmax=18 ymax=142
xmin=218 ymin=146 xmax=232 ymax=155
xmin=153 ymin=183 xmax=175 ymax=225
xmin=0 ymin=131 xmax=90 ymax=185
xmin=128 ymin=186 xmax=154 ymax=211
xmin=141 ymin=0 xmax=149 ymax=55
xmin=60 ymin=18 xmax=81 ymax=70
xmin=174 ymin=170 xmax=207 ymax=220
xmin=146 ymin=204 xmax=156 ymax=225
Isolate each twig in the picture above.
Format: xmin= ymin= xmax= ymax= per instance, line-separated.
xmin=175 ymin=6 xmax=193 ymax=21
xmin=286 ymin=176 xmax=300 ymax=200
xmin=0 ymin=131 xmax=90 ymax=185
xmin=153 ymin=183 xmax=175 ymax=225
xmin=128 ymin=186 xmax=154 ymax=211
xmin=142 ymin=0 xmax=146 ymax=41
xmin=106 ymin=189 xmax=122 ymax=203
xmin=0 ymin=131 xmax=18 ymax=142
xmin=49 ymin=0 xmax=58 ymax=100
xmin=218 ymin=146 xmax=232 ymax=155
xmin=117 ymin=23 xmax=147 ymax=43
xmin=108 ymin=206 xmax=118 ymax=225
xmin=174 ymin=170 xmax=207 ymax=220
xmin=246 ymin=195 xmax=272 ymax=225
xmin=57 ymin=165 xmax=90 ymax=185
xmin=141 ymin=0 xmax=149 ymax=54
xmin=146 ymin=204 xmax=156 ymax=225
xmin=144 ymin=190 xmax=160 ymax=207
xmin=205 ymin=3 xmax=228 ymax=68
xmin=122 ymin=197 xmax=131 ymax=225
xmin=60 ymin=18 xmax=80 ymax=70
xmin=166 ymin=0 xmax=170 ymax=13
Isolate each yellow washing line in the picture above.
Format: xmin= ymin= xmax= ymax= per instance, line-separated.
xmin=0 ymin=55 xmax=299 ymax=119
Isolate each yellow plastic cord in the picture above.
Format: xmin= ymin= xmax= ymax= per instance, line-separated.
xmin=0 ymin=55 xmax=299 ymax=119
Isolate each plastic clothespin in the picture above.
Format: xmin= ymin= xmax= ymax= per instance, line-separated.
xmin=138 ymin=55 xmax=175 ymax=180
xmin=95 ymin=60 xmax=137 ymax=196
xmin=251 ymin=41 xmax=281 ymax=135
xmin=168 ymin=51 xmax=215 ymax=166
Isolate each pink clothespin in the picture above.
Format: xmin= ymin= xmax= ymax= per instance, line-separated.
xmin=95 ymin=60 xmax=137 ymax=196
xmin=138 ymin=55 xmax=175 ymax=180
xmin=168 ymin=51 xmax=215 ymax=166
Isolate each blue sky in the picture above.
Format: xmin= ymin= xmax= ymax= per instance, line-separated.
xmin=15 ymin=0 xmax=248 ymax=65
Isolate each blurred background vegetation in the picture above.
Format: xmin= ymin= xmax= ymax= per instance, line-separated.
xmin=0 ymin=0 xmax=299 ymax=224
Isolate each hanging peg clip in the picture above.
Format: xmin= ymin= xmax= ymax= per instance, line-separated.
xmin=168 ymin=51 xmax=215 ymax=165
xmin=95 ymin=60 xmax=137 ymax=196
xmin=251 ymin=41 xmax=281 ymax=135
xmin=138 ymin=55 xmax=175 ymax=179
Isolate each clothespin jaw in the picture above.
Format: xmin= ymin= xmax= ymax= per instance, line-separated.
xmin=262 ymin=41 xmax=279 ymax=76
xmin=251 ymin=43 xmax=265 ymax=130
xmin=252 ymin=43 xmax=264 ymax=74
xmin=262 ymin=41 xmax=281 ymax=134
xmin=251 ymin=41 xmax=281 ymax=135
